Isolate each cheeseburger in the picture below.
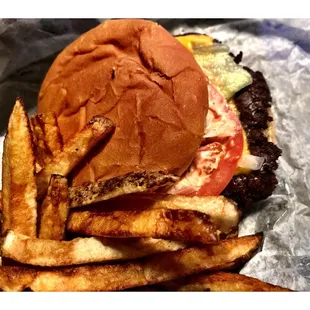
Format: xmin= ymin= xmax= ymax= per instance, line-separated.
xmin=38 ymin=19 xmax=281 ymax=210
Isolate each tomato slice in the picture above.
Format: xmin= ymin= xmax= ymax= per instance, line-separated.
xmin=168 ymin=84 xmax=244 ymax=196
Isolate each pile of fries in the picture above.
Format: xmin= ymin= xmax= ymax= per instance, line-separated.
xmin=0 ymin=98 xmax=291 ymax=292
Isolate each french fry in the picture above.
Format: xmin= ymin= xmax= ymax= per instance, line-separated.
xmin=0 ymin=266 xmax=37 ymax=292
xmin=0 ymin=190 xmax=2 ymax=233
xmin=69 ymin=171 xmax=179 ymax=208
xmin=67 ymin=208 xmax=219 ymax=244
xmin=36 ymin=115 xmax=115 ymax=200
xmin=35 ymin=113 xmax=63 ymax=155
xmin=160 ymin=272 xmax=292 ymax=292
xmin=30 ymin=112 xmax=63 ymax=173
xmin=0 ymin=234 xmax=262 ymax=291
xmin=92 ymin=194 xmax=240 ymax=236
xmin=1 ymin=98 xmax=37 ymax=237
xmin=0 ymin=190 xmax=2 ymax=212
xmin=30 ymin=116 xmax=45 ymax=173
xmin=38 ymin=175 xmax=69 ymax=240
xmin=2 ymin=230 xmax=186 ymax=267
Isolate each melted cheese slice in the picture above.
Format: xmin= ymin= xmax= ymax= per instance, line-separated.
xmin=176 ymin=34 xmax=214 ymax=51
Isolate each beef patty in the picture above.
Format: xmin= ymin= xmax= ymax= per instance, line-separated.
xmin=222 ymin=67 xmax=282 ymax=210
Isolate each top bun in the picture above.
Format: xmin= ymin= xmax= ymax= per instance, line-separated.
xmin=38 ymin=19 xmax=208 ymax=186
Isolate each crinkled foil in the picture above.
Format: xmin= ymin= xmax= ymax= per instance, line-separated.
xmin=0 ymin=19 xmax=309 ymax=291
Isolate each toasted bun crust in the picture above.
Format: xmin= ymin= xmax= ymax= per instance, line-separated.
xmin=38 ymin=19 xmax=208 ymax=186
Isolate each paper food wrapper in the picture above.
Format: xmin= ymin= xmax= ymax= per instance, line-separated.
xmin=0 ymin=18 xmax=309 ymax=291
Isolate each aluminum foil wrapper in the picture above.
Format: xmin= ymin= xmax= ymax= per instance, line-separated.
xmin=0 ymin=19 xmax=309 ymax=291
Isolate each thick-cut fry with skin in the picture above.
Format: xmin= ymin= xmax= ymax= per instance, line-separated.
xmin=1 ymin=98 xmax=37 ymax=237
xmin=93 ymin=194 xmax=240 ymax=236
xmin=67 ymin=208 xmax=219 ymax=244
xmin=35 ymin=113 xmax=63 ymax=155
xmin=69 ymin=171 xmax=179 ymax=208
xmin=0 ymin=190 xmax=2 ymax=212
xmin=31 ymin=113 xmax=63 ymax=173
xmin=36 ymin=116 xmax=115 ymax=199
xmin=0 ymin=234 xmax=262 ymax=291
xmin=30 ymin=116 xmax=45 ymax=173
xmin=39 ymin=175 xmax=69 ymax=240
xmin=160 ymin=272 xmax=292 ymax=292
xmin=2 ymin=230 xmax=186 ymax=267
xmin=0 ymin=266 xmax=37 ymax=292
